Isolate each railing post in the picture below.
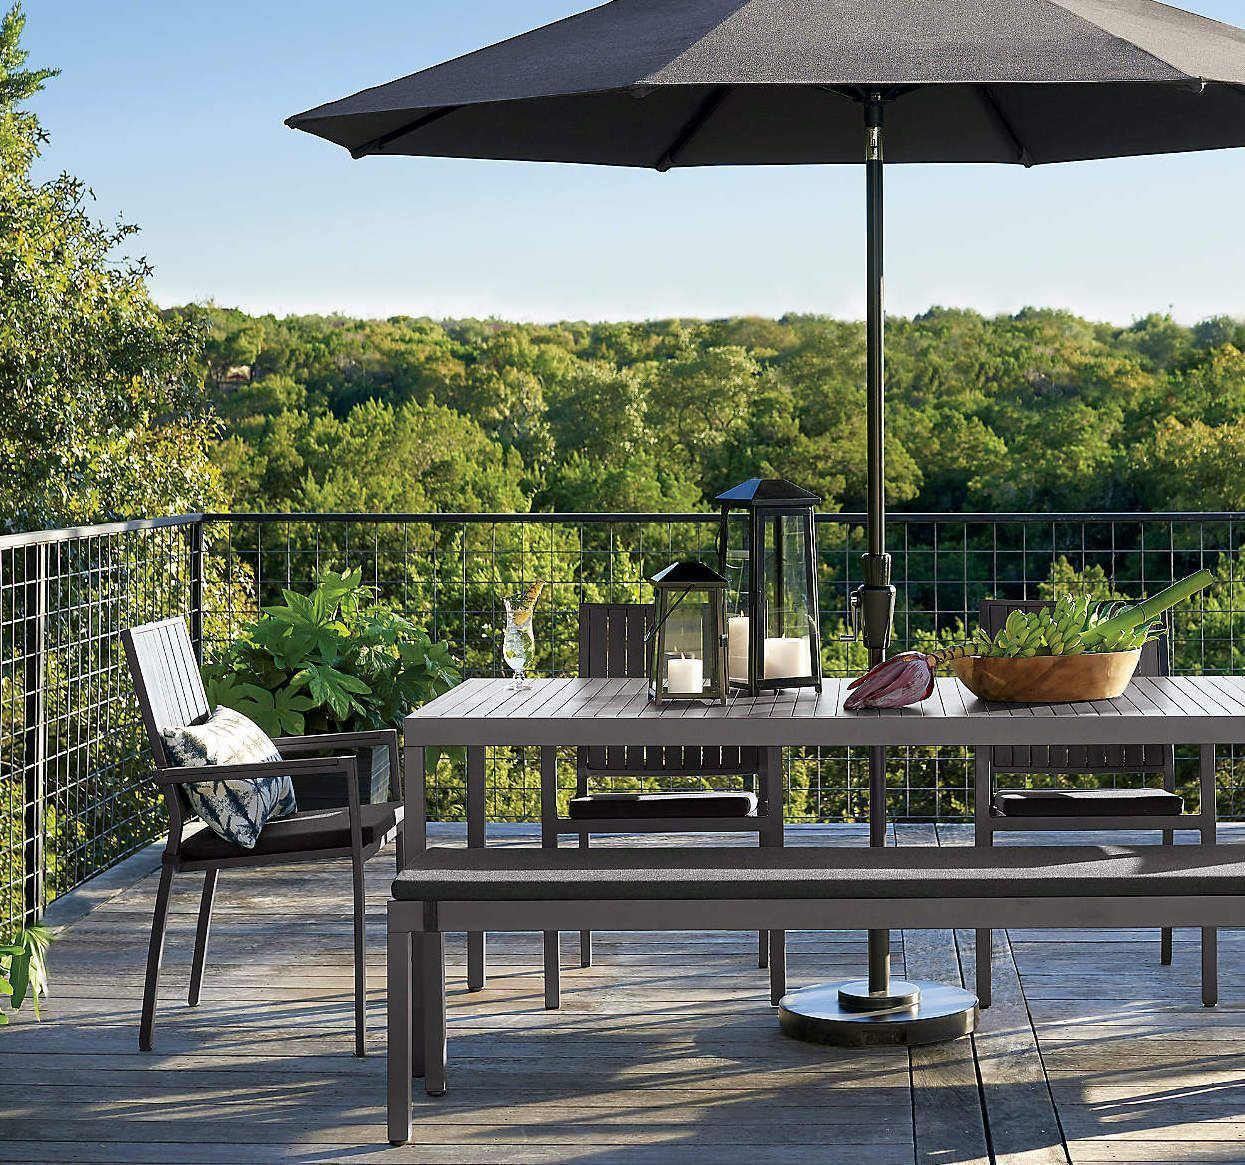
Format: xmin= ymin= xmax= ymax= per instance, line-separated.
xmin=22 ymin=542 xmax=48 ymax=928
xmin=188 ymin=518 xmax=205 ymax=665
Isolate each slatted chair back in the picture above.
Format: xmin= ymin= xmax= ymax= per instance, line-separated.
xmin=978 ymin=598 xmax=1173 ymax=774
xmin=121 ymin=617 xmax=209 ymax=771
xmin=576 ymin=603 xmax=758 ymax=782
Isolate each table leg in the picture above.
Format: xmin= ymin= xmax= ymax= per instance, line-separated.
xmin=1201 ymin=743 xmax=1218 ymax=1008
xmin=403 ymin=739 xmax=427 ymax=854
xmin=541 ymin=746 xmax=561 ymax=1010
xmin=466 ymin=746 xmax=486 ymax=992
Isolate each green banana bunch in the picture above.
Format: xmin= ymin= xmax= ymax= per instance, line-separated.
xmin=987 ymin=609 xmax=1047 ymax=657
xmin=1039 ymin=594 xmax=1091 ymax=656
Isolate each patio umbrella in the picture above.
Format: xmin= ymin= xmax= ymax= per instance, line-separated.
xmin=287 ymin=0 xmax=1245 ymax=1045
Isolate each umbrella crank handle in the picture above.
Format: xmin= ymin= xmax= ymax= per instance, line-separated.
xmin=840 ymin=584 xmax=895 ymax=651
xmin=840 ymin=590 xmax=861 ymax=643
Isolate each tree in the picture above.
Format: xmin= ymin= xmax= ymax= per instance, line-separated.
xmin=0 ymin=4 xmax=221 ymax=531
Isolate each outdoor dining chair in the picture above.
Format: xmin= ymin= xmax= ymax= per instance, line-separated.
xmin=973 ymin=597 xmax=1216 ymax=1007
xmin=121 ymin=617 xmax=404 ymax=1056
xmin=563 ymin=603 xmax=785 ymax=1000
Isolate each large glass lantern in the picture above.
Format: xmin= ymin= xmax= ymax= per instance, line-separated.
xmin=716 ymin=478 xmax=823 ymax=696
xmin=647 ymin=561 xmax=729 ymax=705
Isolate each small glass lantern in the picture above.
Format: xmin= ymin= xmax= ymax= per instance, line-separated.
xmin=647 ymin=561 xmax=729 ymax=705
xmin=716 ymin=478 xmax=823 ymax=696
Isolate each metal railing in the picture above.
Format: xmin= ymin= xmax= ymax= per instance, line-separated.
xmin=3 ymin=508 xmax=1244 ymax=931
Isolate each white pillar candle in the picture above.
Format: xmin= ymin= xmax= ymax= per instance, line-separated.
xmin=764 ymin=636 xmax=812 ymax=679
xmin=666 ymin=656 xmax=704 ymax=696
xmin=728 ymin=615 xmax=750 ymax=682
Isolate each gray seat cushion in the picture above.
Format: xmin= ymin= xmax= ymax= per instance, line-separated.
xmin=392 ymin=845 xmax=1245 ymax=903
xmin=993 ymin=788 xmax=1183 ymax=818
xmin=568 ymin=791 xmax=757 ymax=820
xmin=182 ymin=802 xmax=399 ymax=862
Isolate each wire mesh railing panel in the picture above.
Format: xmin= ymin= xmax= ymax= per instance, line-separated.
xmin=205 ymin=512 xmax=1245 ymax=824
xmin=0 ymin=518 xmax=200 ymax=934
xmin=4 ymin=508 xmax=1245 ymax=929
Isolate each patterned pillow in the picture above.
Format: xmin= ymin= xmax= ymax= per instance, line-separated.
xmin=162 ymin=707 xmax=298 ymax=849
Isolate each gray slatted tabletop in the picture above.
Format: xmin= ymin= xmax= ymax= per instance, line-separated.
xmin=404 ymin=675 xmax=1245 ymax=749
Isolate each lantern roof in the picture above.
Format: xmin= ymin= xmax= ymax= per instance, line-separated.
xmin=649 ymin=560 xmax=727 ymax=588
xmin=715 ymin=478 xmax=821 ymax=506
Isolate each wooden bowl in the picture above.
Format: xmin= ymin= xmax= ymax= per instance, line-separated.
xmin=949 ymin=650 xmax=1141 ymax=704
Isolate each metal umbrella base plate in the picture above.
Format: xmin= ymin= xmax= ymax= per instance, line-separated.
xmin=778 ymin=980 xmax=979 ymax=1048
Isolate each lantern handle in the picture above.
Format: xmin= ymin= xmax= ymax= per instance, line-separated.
xmin=644 ymin=587 xmax=693 ymax=645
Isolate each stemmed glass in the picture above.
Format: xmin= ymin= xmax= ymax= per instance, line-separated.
xmin=502 ymin=597 xmax=535 ymax=690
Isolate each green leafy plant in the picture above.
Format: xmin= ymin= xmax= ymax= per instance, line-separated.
xmin=1 ymin=923 xmax=52 ymax=1024
xmin=204 ymin=567 xmax=460 ymax=737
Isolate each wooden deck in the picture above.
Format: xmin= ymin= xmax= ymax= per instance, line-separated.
xmin=4 ymin=822 xmax=1244 ymax=1165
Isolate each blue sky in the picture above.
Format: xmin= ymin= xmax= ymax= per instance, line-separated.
xmin=22 ymin=1 xmax=1245 ymax=324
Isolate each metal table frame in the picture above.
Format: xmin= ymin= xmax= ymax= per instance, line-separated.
xmin=403 ymin=674 xmax=1239 ymax=1021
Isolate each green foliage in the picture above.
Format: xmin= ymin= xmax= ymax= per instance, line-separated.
xmin=204 ymin=568 xmax=460 ymax=737
xmin=0 ymin=4 xmax=221 ymax=532
xmin=0 ymin=922 xmax=52 ymax=1023
xmin=175 ymin=301 xmax=1245 ymax=520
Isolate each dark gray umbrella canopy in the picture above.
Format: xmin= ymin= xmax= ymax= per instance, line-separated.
xmin=288 ymin=0 xmax=1245 ymax=167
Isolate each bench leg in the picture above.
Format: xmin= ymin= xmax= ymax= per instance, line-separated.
xmin=419 ymin=932 xmax=447 ymax=1096
xmin=758 ymin=930 xmax=768 ymax=969
xmin=387 ymin=928 xmax=413 ymax=1145
xmin=1202 ymin=928 xmax=1219 ymax=1007
xmin=769 ymin=930 xmax=787 ymax=1006
xmin=975 ymin=930 xmax=993 ymax=1010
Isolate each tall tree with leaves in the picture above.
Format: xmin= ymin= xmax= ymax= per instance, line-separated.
xmin=0 ymin=3 xmax=221 ymax=531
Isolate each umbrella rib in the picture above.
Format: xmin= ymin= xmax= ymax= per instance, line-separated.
xmin=654 ymin=86 xmax=731 ymax=172
xmin=977 ymin=85 xmax=1034 ymax=168
xmin=350 ymin=105 xmax=464 ymax=160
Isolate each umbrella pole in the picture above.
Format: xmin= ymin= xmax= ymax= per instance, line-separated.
xmin=777 ymin=94 xmax=978 ymax=1046
xmin=862 ymin=93 xmax=896 ymax=999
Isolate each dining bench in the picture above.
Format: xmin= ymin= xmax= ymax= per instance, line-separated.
xmin=385 ymin=843 xmax=1245 ymax=1144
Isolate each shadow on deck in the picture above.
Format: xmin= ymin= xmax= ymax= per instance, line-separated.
xmin=4 ymin=822 xmax=1243 ymax=1165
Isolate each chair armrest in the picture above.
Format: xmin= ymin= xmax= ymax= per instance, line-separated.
xmin=156 ymin=755 xmax=357 ymax=787
xmin=272 ymin=729 xmax=397 ymax=753
xmin=272 ymin=729 xmax=402 ymax=800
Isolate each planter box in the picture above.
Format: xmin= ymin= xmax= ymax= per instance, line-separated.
xmin=291 ymin=744 xmax=391 ymax=811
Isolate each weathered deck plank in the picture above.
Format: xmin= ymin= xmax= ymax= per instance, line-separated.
xmin=4 ymin=823 xmax=1241 ymax=1164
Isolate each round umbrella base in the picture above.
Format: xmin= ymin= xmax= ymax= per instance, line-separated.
xmin=778 ymin=980 xmax=978 ymax=1047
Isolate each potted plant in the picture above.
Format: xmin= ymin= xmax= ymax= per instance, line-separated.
xmin=1 ymin=923 xmax=52 ymax=1025
xmin=205 ymin=568 xmax=460 ymax=808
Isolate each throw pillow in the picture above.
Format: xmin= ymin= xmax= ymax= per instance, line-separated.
xmin=162 ymin=706 xmax=298 ymax=849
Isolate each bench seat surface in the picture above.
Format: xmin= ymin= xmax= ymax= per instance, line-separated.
xmin=393 ymin=845 xmax=1245 ymax=901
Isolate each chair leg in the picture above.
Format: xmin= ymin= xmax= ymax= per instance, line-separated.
xmin=578 ymin=831 xmax=592 ymax=968
xmin=352 ymin=845 xmax=367 ymax=1057
xmin=1202 ymin=927 xmax=1218 ymax=1007
xmin=188 ymin=869 xmax=218 ymax=1007
xmin=139 ymin=866 xmax=175 ymax=1052
xmin=387 ymin=927 xmax=413 ymax=1145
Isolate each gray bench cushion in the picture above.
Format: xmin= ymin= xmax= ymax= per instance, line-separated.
xmin=993 ymin=788 xmax=1183 ymax=818
xmin=568 ymin=791 xmax=757 ymax=820
xmin=392 ymin=845 xmax=1245 ymax=903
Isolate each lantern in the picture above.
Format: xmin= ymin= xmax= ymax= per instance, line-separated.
xmin=716 ymin=478 xmax=823 ymax=696
xmin=647 ymin=561 xmax=729 ymax=705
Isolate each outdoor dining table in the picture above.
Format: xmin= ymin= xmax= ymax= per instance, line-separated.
xmin=402 ymin=673 xmax=1243 ymax=1038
